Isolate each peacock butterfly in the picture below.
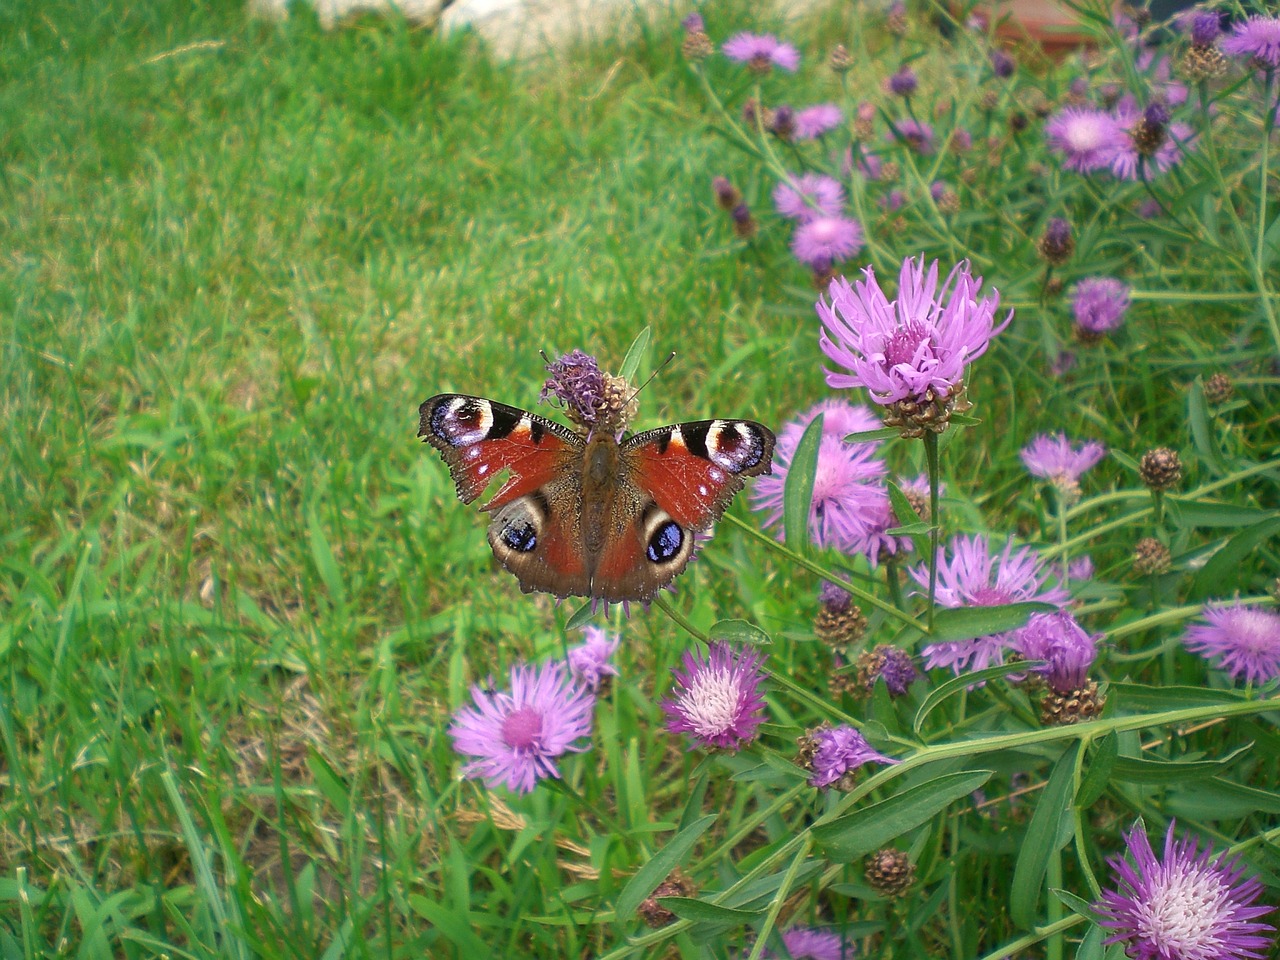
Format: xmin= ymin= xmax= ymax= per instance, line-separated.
xmin=418 ymin=352 xmax=775 ymax=604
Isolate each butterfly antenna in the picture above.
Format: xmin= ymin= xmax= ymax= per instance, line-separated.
xmin=626 ymin=351 xmax=676 ymax=404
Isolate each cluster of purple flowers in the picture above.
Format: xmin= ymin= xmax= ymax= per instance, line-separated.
xmin=772 ymin=172 xmax=864 ymax=271
xmin=1044 ymin=94 xmax=1194 ymax=180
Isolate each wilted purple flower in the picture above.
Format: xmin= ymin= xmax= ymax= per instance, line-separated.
xmin=874 ymin=645 xmax=920 ymax=695
xmin=1068 ymin=555 xmax=1095 ymax=582
xmin=1222 ymin=15 xmax=1280 ymax=68
xmin=751 ymin=401 xmax=888 ymax=552
xmin=1095 ymin=821 xmax=1276 ymax=960
xmin=913 ymin=535 xmax=1069 ymax=674
xmin=888 ymin=66 xmax=918 ymax=96
xmin=1109 ymin=99 xmax=1194 ymax=180
xmin=1184 ymin=602 xmax=1280 ymax=686
xmin=773 ymin=173 xmax=846 ymax=222
xmin=769 ymin=105 xmax=797 ymax=140
xmin=723 ymin=32 xmax=801 ymax=73
xmin=762 ymin=926 xmax=855 ymax=960
xmin=888 ymin=117 xmax=934 ymax=153
xmin=817 ymin=256 xmax=1011 ymax=406
xmin=808 ymin=724 xmax=898 ymax=788
xmin=1013 ymin=611 xmax=1098 ymax=693
xmin=1045 ymin=107 xmax=1125 ymax=173
xmin=792 ymin=216 xmax=864 ymax=267
xmin=567 ymin=626 xmax=620 ymax=690
xmin=1073 ymin=277 xmax=1131 ymax=335
xmin=990 ymin=48 xmax=1016 ymax=77
xmin=448 ymin=661 xmax=596 ymax=793
xmin=663 ymin=642 xmax=768 ymax=751
xmin=795 ymin=103 xmax=844 ymax=139
xmin=1020 ymin=433 xmax=1106 ymax=492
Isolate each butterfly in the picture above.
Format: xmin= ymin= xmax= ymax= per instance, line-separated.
xmin=418 ymin=394 xmax=776 ymax=603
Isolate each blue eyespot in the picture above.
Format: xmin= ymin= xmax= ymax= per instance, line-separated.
xmin=501 ymin=520 xmax=538 ymax=553
xmin=647 ymin=521 xmax=684 ymax=563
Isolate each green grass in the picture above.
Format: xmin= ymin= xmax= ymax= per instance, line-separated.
xmin=2 ymin=0 xmax=1279 ymax=956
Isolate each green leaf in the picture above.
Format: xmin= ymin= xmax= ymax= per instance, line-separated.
xmin=929 ymin=602 xmax=1055 ymax=643
xmin=1077 ymin=732 xmax=1118 ymax=808
xmin=913 ymin=660 xmax=1043 ymax=734
xmin=1166 ymin=498 xmax=1272 ymax=529
xmin=843 ymin=427 xmax=902 ymax=443
xmin=886 ymin=522 xmax=932 ymax=536
xmin=1010 ymin=742 xmax=1080 ymax=929
xmin=658 ymin=897 xmax=762 ymax=924
xmin=1107 ymin=682 xmax=1245 ymax=714
xmin=615 ymin=815 xmax=717 ymax=920
xmin=618 ymin=327 xmax=651 ymax=382
xmin=1052 ymin=888 xmax=1098 ymax=920
xmin=1167 ymin=777 xmax=1280 ymax=818
xmin=407 ymin=896 xmax=490 ymax=955
xmin=948 ymin=413 xmax=983 ymax=427
xmin=783 ymin=415 xmax=823 ymax=551
xmin=707 ymin=619 xmax=772 ymax=646
xmin=564 ymin=601 xmax=596 ymax=632
xmin=1112 ymin=744 xmax=1250 ymax=784
xmin=812 ymin=770 xmax=993 ymax=863
xmin=307 ymin=510 xmax=347 ymax=608
xmin=1189 ymin=516 xmax=1280 ymax=601
xmin=1187 ymin=380 xmax=1229 ymax=477
xmin=885 ymin=480 xmax=930 ymax=557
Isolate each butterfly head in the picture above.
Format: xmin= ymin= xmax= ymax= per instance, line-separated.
xmin=539 ymin=349 xmax=638 ymax=436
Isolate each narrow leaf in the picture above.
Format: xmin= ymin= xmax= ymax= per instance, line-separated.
xmin=707 ymin=619 xmax=772 ymax=646
xmin=929 ymin=602 xmax=1055 ymax=643
xmin=1010 ymin=742 xmax=1079 ymax=929
xmin=564 ymin=601 xmax=595 ymax=632
xmin=812 ymin=770 xmax=993 ymax=863
xmin=618 ymin=327 xmax=652 ymax=382
xmin=1166 ymin=498 xmax=1272 ymax=529
xmin=1107 ymin=682 xmax=1245 ymax=713
xmin=913 ymin=660 xmax=1044 ymax=734
xmin=1052 ymin=888 xmax=1098 ymax=920
xmin=307 ymin=511 xmax=347 ymax=608
xmin=1112 ymin=745 xmax=1250 ymax=784
xmin=843 ymin=427 xmax=902 ymax=444
xmin=1077 ymin=732 xmax=1118 ymax=808
xmin=407 ymin=896 xmax=489 ymax=954
xmin=1187 ymin=380 xmax=1228 ymax=477
xmin=615 ymin=815 xmax=717 ymax=920
xmin=783 ymin=415 xmax=823 ymax=551
xmin=659 ymin=897 xmax=762 ymax=924
xmin=1189 ymin=516 xmax=1280 ymax=601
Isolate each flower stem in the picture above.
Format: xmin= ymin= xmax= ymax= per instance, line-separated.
xmin=923 ymin=430 xmax=941 ymax=632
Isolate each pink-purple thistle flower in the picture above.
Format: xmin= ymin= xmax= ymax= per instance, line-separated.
xmin=773 ymin=173 xmax=846 ymax=222
xmin=722 ymin=32 xmax=800 ymax=73
xmin=762 ymin=926 xmax=856 ymax=960
xmin=1045 ymin=106 xmax=1126 ymax=173
xmin=567 ymin=626 xmax=620 ymax=690
xmin=1109 ymin=98 xmax=1194 ymax=180
xmin=817 ymin=256 xmax=1011 ymax=407
xmin=1020 ymin=433 xmax=1106 ymax=503
xmin=1222 ymin=15 xmax=1280 ymax=69
xmin=1183 ymin=603 xmax=1280 ymax=686
xmin=662 ymin=642 xmax=768 ymax=751
xmin=1095 ymin=821 xmax=1276 ymax=960
xmin=887 ymin=117 xmax=934 ymax=153
xmin=448 ymin=661 xmax=596 ymax=794
xmin=888 ymin=66 xmax=918 ymax=96
xmin=794 ymin=103 xmax=844 ymax=140
xmin=1013 ymin=611 xmax=1098 ymax=693
xmin=808 ymin=724 xmax=898 ymax=788
xmin=792 ymin=216 xmax=865 ymax=268
xmin=1073 ymin=277 xmax=1131 ymax=336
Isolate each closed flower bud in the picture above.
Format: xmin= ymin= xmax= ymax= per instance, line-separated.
xmin=681 ymin=29 xmax=713 ymax=61
xmin=815 ymin=581 xmax=868 ymax=652
xmin=1204 ymin=372 xmax=1234 ymax=405
xmin=1133 ymin=537 xmax=1172 ymax=575
xmin=829 ymin=43 xmax=853 ymax=73
xmin=1139 ymin=447 xmax=1182 ymax=491
xmin=638 ymin=871 xmax=696 ymax=928
xmin=712 ymin=176 xmax=740 ymax=210
xmin=1040 ymin=680 xmax=1106 ymax=725
xmin=865 ymin=848 xmax=915 ymax=896
xmin=1037 ymin=217 xmax=1075 ymax=265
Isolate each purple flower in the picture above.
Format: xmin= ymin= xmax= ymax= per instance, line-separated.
xmin=1095 ymin=821 xmax=1276 ymax=960
xmin=795 ymin=103 xmax=844 ymax=139
xmin=1189 ymin=11 xmax=1222 ymax=47
xmin=817 ymin=256 xmax=1011 ymax=406
xmin=663 ymin=643 xmax=767 ymax=751
xmin=990 ymin=48 xmax=1016 ymax=77
xmin=888 ymin=66 xmax=918 ymax=96
xmin=887 ymin=117 xmax=934 ymax=153
xmin=872 ymin=645 xmax=920 ymax=695
xmin=1222 ymin=15 xmax=1280 ymax=68
xmin=750 ymin=401 xmax=889 ymax=552
xmin=929 ymin=180 xmax=947 ymax=201
xmin=1109 ymin=99 xmax=1194 ymax=180
xmin=722 ymin=32 xmax=800 ymax=73
xmin=763 ymin=927 xmax=855 ymax=960
xmin=1013 ymin=610 xmax=1098 ymax=692
xmin=680 ymin=12 xmax=704 ymax=31
xmin=882 ymin=189 xmax=906 ymax=211
xmin=843 ymin=144 xmax=883 ymax=181
xmin=1184 ymin=603 xmax=1280 ymax=686
xmin=792 ymin=216 xmax=864 ymax=267
xmin=1073 ymin=277 xmax=1131 ymax=335
xmin=541 ymin=349 xmax=606 ymax=424
xmin=448 ymin=661 xmax=596 ymax=793
xmin=1045 ymin=107 xmax=1125 ymax=173
xmin=913 ymin=535 xmax=1070 ymax=675
xmin=1068 ymin=555 xmax=1095 ymax=582
xmin=567 ymin=626 xmax=620 ymax=690
xmin=808 ymin=724 xmax=897 ymax=788
xmin=773 ymin=173 xmax=846 ymax=222
xmin=1020 ymin=432 xmax=1106 ymax=493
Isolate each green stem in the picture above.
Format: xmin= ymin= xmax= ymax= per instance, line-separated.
xmin=654 ymin=595 xmax=708 ymax=643
xmin=923 ymin=431 xmax=941 ymax=633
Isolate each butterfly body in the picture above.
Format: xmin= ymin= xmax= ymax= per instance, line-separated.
xmin=419 ymin=394 xmax=775 ymax=603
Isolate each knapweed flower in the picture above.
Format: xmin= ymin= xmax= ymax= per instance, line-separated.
xmin=817 ymin=257 xmax=1011 ymax=435
xmin=448 ymin=661 xmax=596 ymax=793
xmin=1073 ymin=277 xmax=1130 ymax=337
xmin=853 ymin=644 xmax=919 ymax=696
xmin=1037 ymin=217 xmax=1075 ymax=265
xmin=750 ymin=400 xmax=889 ymax=553
xmin=1188 ymin=11 xmax=1222 ymax=46
xmin=663 ymin=642 xmax=767 ymax=751
xmin=773 ymin=173 xmax=846 ymax=222
xmin=722 ymin=32 xmax=800 ymax=73
xmin=990 ymin=48 xmax=1016 ymax=77
xmin=1109 ymin=98 xmax=1194 ymax=180
xmin=1069 ymin=554 xmax=1095 ymax=582
xmin=1222 ymin=15 xmax=1280 ymax=69
xmin=1184 ymin=603 xmax=1280 ymax=686
xmin=807 ymin=724 xmax=897 ymax=788
xmin=795 ymin=103 xmax=844 ymax=139
xmin=1020 ymin=432 xmax=1106 ymax=503
xmin=913 ymin=535 xmax=1069 ymax=674
xmin=540 ymin=349 xmax=637 ymax=433
xmin=1045 ymin=106 xmax=1125 ymax=173
xmin=887 ymin=117 xmax=934 ymax=153
xmin=761 ymin=926 xmax=856 ymax=960
xmin=1013 ymin=610 xmax=1098 ymax=693
xmin=1095 ymin=821 xmax=1276 ymax=960
xmin=843 ymin=144 xmax=883 ymax=181
xmin=792 ymin=216 xmax=864 ymax=268
xmin=888 ymin=66 xmax=918 ymax=96
xmin=567 ymin=626 xmax=620 ymax=690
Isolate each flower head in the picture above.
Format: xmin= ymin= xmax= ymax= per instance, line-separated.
xmin=1073 ymin=277 xmax=1131 ymax=336
xmin=448 ymin=661 xmax=596 ymax=793
xmin=663 ymin=642 xmax=768 ymax=750
xmin=914 ymin=535 xmax=1069 ymax=674
xmin=792 ymin=216 xmax=865 ymax=268
xmin=1069 ymin=555 xmax=1095 ymax=582
xmin=817 ymin=256 xmax=1011 ymax=408
xmin=1222 ymin=15 xmax=1280 ymax=68
xmin=888 ymin=66 xmax=918 ymax=96
xmin=762 ymin=926 xmax=856 ymax=960
xmin=567 ymin=626 xmax=620 ymax=690
xmin=1013 ymin=610 xmax=1098 ymax=693
xmin=773 ymin=173 xmax=846 ymax=222
xmin=1095 ymin=821 xmax=1275 ymax=960
xmin=807 ymin=724 xmax=897 ymax=789
xmin=1020 ymin=432 xmax=1106 ymax=502
xmin=723 ymin=32 xmax=800 ymax=73
xmin=540 ymin=349 xmax=636 ymax=433
xmin=1184 ymin=603 xmax=1280 ymax=686
xmin=795 ymin=103 xmax=844 ymax=139
xmin=888 ymin=117 xmax=934 ymax=153
xmin=990 ymin=48 xmax=1016 ymax=77
xmin=1109 ymin=98 xmax=1194 ymax=180
xmin=1045 ymin=106 xmax=1125 ymax=173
